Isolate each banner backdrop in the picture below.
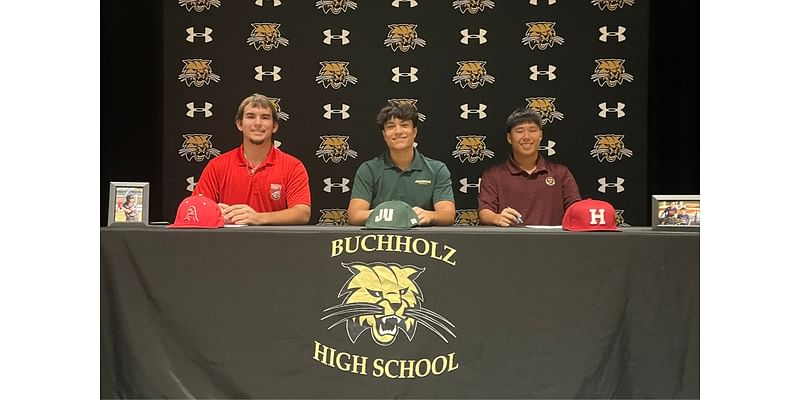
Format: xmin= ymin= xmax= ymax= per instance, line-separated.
xmin=163 ymin=0 xmax=649 ymax=226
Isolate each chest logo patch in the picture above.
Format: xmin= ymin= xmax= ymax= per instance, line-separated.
xmin=545 ymin=176 xmax=556 ymax=186
xmin=270 ymin=183 xmax=283 ymax=200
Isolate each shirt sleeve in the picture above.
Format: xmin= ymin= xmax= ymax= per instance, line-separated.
xmin=192 ymin=159 xmax=221 ymax=203
xmin=432 ymin=162 xmax=455 ymax=203
xmin=285 ymin=159 xmax=311 ymax=208
xmin=349 ymin=162 xmax=375 ymax=205
xmin=561 ymin=167 xmax=581 ymax=209
xmin=477 ymin=167 xmax=499 ymax=212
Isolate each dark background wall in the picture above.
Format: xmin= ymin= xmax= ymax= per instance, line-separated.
xmin=100 ymin=1 xmax=698 ymax=226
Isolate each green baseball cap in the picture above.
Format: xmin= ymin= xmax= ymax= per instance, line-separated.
xmin=364 ymin=200 xmax=420 ymax=230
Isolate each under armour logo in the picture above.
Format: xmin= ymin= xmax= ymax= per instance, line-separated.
xmin=598 ymin=102 xmax=626 ymax=118
xmin=185 ymin=102 xmax=213 ymax=118
xmin=529 ymin=64 xmax=557 ymax=81
xmin=391 ymin=0 xmax=418 ymax=7
xmin=588 ymin=208 xmax=607 ymax=225
xmin=460 ymin=29 xmax=487 ymax=45
xmin=598 ymin=177 xmax=625 ymax=193
xmin=599 ymin=26 xmax=626 ymax=42
xmin=460 ymin=103 xmax=487 ymax=119
xmin=323 ymin=178 xmax=350 ymax=193
xmin=392 ymin=66 xmax=419 ymax=82
xmin=530 ymin=0 xmax=557 ymax=5
xmin=459 ymin=178 xmax=481 ymax=193
xmin=539 ymin=140 xmax=556 ymax=156
xmin=255 ymin=0 xmax=282 ymax=6
xmin=323 ymin=29 xmax=350 ymax=45
xmin=185 ymin=27 xmax=213 ymax=43
xmin=186 ymin=176 xmax=196 ymax=192
xmin=323 ymin=104 xmax=351 ymax=119
xmin=255 ymin=65 xmax=282 ymax=81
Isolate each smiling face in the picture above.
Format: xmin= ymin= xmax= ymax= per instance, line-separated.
xmin=507 ymin=121 xmax=543 ymax=159
xmin=382 ymin=117 xmax=417 ymax=153
xmin=236 ymin=104 xmax=278 ymax=146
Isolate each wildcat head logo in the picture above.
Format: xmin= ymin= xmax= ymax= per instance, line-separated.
xmin=322 ymin=262 xmax=456 ymax=346
xmin=455 ymin=209 xmax=479 ymax=226
xmin=614 ymin=209 xmax=626 ymax=226
xmin=526 ymin=97 xmax=564 ymax=125
xmin=315 ymin=0 xmax=358 ymax=14
xmin=316 ymin=135 xmax=358 ymax=163
xmin=452 ymin=61 xmax=496 ymax=89
xmin=591 ymin=59 xmax=634 ymax=87
xmin=591 ymin=0 xmax=634 ymax=11
xmin=452 ymin=0 xmax=496 ymax=14
xmin=179 ymin=0 xmax=221 ymax=12
xmin=522 ymin=22 xmax=564 ymax=50
xmin=178 ymin=59 xmax=221 ymax=87
xmin=318 ymin=209 xmax=349 ymax=226
xmin=384 ymin=24 xmax=427 ymax=52
xmin=316 ymin=61 xmax=358 ymax=89
xmin=247 ymin=23 xmax=289 ymax=51
xmin=178 ymin=134 xmax=221 ymax=162
xmin=265 ymin=97 xmax=289 ymax=121
xmin=452 ymin=135 xmax=495 ymax=163
xmin=590 ymin=134 xmax=634 ymax=162
xmin=388 ymin=98 xmax=427 ymax=122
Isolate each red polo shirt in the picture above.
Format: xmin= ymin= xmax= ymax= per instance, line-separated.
xmin=478 ymin=156 xmax=581 ymax=225
xmin=193 ymin=145 xmax=311 ymax=212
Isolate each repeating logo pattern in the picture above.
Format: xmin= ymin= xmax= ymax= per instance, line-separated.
xmin=186 ymin=102 xmax=213 ymax=118
xmin=591 ymin=59 xmax=634 ymax=87
xmin=316 ymin=135 xmax=358 ymax=163
xmin=526 ymin=97 xmax=564 ymax=124
xmin=388 ymin=99 xmax=426 ymax=122
xmin=247 ymin=23 xmax=289 ymax=51
xmin=316 ymin=0 xmax=358 ymax=14
xmin=599 ymin=26 xmax=626 ymax=42
xmin=316 ymin=61 xmax=358 ymax=89
xmin=179 ymin=0 xmax=221 ymax=12
xmin=455 ymin=209 xmax=479 ymax=226
xmin=185 ymin=27 xmax=213 ymax=43
xmin=453 ymin=61 xmax=495 ymax=89
xmin=178 ymin=134 xmax=221 ymax=162
xmin=318 ymin=209 xmax=349 ymax=225
xmin=458 ymin=178 xmax=480 ymax=193
xmin=591 ymin=0 xmax=635 ymax=12
xmin=590 ymin=134 xmax=633 ymax=162
xmin=452 ymin=136 xmax=495 ymax=163
xmin=178 ymin=59 xmax=220 ymax=87
xmin=384 ymin=24 xmax=427 ymax=52
xmin=452 ymin=0 xmax=495 ymax=14
xmin=522 ymin=22 xmax=564 ymax=50
xmin=267 ymin=98 xmax=290 ymax=121
xmin=323 ymin=178 xmax=351 ymax=193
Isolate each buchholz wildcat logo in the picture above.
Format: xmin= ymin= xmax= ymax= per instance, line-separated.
xmin=591 ymin=59 xmax=634 ymax=87
xmin=591 ymin=0 xmax=634 ymax=11
xmin=526 ymin=97 xmax=564 ymax=125
xmin=452 ymin=135 xmax=495 ymax=163
xmin=452 ymin=0 xmax=495 ymax=14
xmin=321 ymin=262 xmax=456 ymax=346
xmin=388 ymin=98 xmax=427 ymax=122
xmin=178 ymin=59 xmax=221 ymax=87
xmin=455 ymin=209 xmax=480 ymax=226
xmin=315 ymin=0 xmax=358 ymax=14
xmin=316 ymin=135 xmax=358 ymax=163
xmin=178 ymin=134 xmax=221 ymax=162
xmin=452 ymin=61 xmax=496 ymax=89
xmin=247 ymin=23 xmax=289 ymax=51
xmin=384 ymin=24 xmax=427 ymax=52
xmin=316 ymin=61 xmax=358 ymax=89
xmin=179 ymin=0 xmax=221 ymax=12
xmin=265 ymin=97 xmax=290 ymax=121
xmin=522 ymin=22 xmax=564 ymax=50
xmin=590 ymin=134 xmax=633 ymax=162
xmin=318 ymin=209 xmax=349 ymax=226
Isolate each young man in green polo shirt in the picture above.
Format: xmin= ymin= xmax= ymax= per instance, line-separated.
xmin=347 ymin=102 xmax=456 ymax=226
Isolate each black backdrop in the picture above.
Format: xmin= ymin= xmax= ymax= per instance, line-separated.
xmin=100 ymin=1 xmax=698 ymax=227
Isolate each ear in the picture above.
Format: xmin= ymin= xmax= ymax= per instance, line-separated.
xmin=235 ymin=119 xmax=243 ymax=132
xmin=506 ymin=132 xmax=512 ymax=144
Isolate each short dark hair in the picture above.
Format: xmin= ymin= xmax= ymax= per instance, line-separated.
xmin=505 ymin=107 xmax=542 ymax=132
xmin=235 ymin=93 xmax=279 ymax=124
xmin=376 ymin=102 xmax=418 ymax=131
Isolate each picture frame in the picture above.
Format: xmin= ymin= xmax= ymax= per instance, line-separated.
xmin=651 ymin=195 xmax=700 ymax=231
xmin=108 ymin=182 xmax=150 ymax=226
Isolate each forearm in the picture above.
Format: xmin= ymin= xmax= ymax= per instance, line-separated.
xmin=347 ymin=209 xmax=371 ymax=225
xmin=256 ymin=204 xmax=311 ymax=225
xmin=479 ymin=209 xmax=500 ymax=226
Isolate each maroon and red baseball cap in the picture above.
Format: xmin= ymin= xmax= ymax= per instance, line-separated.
xmin=562 ymin=198 xmax=620 ymax=232
xmin=168 ymin=195 xmax=224 ymax=229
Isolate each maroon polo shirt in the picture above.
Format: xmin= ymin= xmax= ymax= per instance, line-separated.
xmin=193 ymin=145 xmax=311 ymax=212
xmin=478 ymin=156 xmax=581 ymax=225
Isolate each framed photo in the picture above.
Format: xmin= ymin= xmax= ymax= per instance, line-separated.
xmin=651 ymin=195 xmax=700 ymax=230
xmin=108 ymin=182 xmax=150 ymax=226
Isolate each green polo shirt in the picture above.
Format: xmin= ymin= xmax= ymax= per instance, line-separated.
xmin=350 ymin=150 xmax=455 ymax=210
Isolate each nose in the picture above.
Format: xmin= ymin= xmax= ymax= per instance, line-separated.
xmin=389 ymin=302 xmax=401 ymax=311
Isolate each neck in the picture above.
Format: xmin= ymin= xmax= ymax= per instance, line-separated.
xmin=513 ymin=152 xmax=539 ymax=173
xmin=243 ymin=141 xmax=272 ymax=167
xmin=390 ymin=148 xmax=415 ymax=171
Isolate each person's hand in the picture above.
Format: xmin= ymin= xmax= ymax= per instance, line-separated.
xmin=412 ymin=207 xmax=433 ymax=226
xmin=221 ymin=204 xmax=261 ymax=225
xmin=495 ymin=207 xmax=523 ymax=227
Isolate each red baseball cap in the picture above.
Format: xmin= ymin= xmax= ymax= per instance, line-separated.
xmin=562 ymin=198 xmax=620 ymax=232
xmin=168 ymin=195 xmax=224 ymax=229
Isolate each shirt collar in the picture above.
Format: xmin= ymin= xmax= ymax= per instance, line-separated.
xmin=381 ymin=149 xmax=424 ymax=171
xmin=506 ymin=155 xmax=548 ymax=175
xmin=235 ymin=144 xmax=277 ymax=169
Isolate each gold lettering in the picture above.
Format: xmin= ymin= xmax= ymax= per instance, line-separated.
xmin=447 ymin=352 xmax=459 ymax=371
xmin=330 ymin=239 xmax=343 ymax=258
xmin=414 ymin=358 xmax=431 ymax=377
xmin=313 ymin=341 xmax=335 ymax=367
xmin=376 ymin=234 xmax=392 ymax=251
xmin=398 ymin=359 xmax=414 ymax=379
xmin=412 ymin=238 xmax=430 ymax=256
xmin=372 ymin=358 xmax=385 ymax=377
xmin=441 ymin=245 xmax=457 ymax=266
xmin=335 ymin=351 xmax=351 ymax=371
xmin=385 ymin=359 xmax=400 ymax=379
xmin=395 ymin=235 xmax=412 ymax=253
xmin=361 ymin=234 xmax=376 ymax=251
xmin=351 ymin=354 xmax=368 ymax=376
xmin=428 ymin=241 xmax=444 ymax=261
xmin=431 ymin=355 xmax=447 ymax=375
xmin=344 ymin=236 xmax=359 ymax=254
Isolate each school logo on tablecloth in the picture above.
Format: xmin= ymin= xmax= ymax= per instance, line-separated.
xmin=316 ymin=61 xmax=358 ymax=89
xmin=178 ymin=59 xmax=220 ymax=87
xmin=384 ymin=24 xmax=426 ymax=52
xmin=452 ymin=61 xmax=495 ymax=89
xmin=247 ymin=23 xmax=289 ymax=51
xmin=526 ymin=97 xmax=564 ymax=125
xmin=522 ymin=22 xmax=564 ymax=50
xmin=316 ymin=135 xmax=358 ymax=163
xmin=591 ymin=59 xmax=634 ymax=87
xmin=315 ymin=0 xmax=358 ymax=14
xmin=452 ymin=135 xmax=495 ymax=163
xmin=178 ymin=134 xmax=221 ymax=162
xmin=178 ymin=0 xmax=221 ymax=12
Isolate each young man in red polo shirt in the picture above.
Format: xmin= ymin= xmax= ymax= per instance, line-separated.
xmin=192 ymin=93 xmax=311 ymax=225
xmin=478 ymin=108 xmax=581 ymax=226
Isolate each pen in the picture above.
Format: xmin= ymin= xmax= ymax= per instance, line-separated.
xmin=515 ymin=215 xmax=524 ymax=224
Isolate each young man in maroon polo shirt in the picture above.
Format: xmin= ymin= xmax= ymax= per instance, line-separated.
xmin=478 ymin=108 xmax=581 ymax=226
xmin=192 ymin=93 xmax=311 ymax=225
